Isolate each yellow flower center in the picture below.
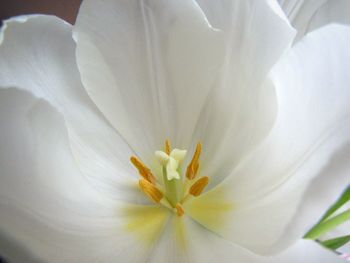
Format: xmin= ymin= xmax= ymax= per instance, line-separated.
xmin=130 ymin=140 xmax=209 ymax=217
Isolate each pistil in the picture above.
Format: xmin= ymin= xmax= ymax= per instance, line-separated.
xmin=162 ymin=166 xmax=182 ymax=206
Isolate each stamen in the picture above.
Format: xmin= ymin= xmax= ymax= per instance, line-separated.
xmin=175 ymin=203 xmax=185 ymax=217
xmin=194 ymin=162 xmax=199 ymax=177
xmin=130 ymin=156 xmax=156 ymax=184
xmin=165 ymin=139 xmax=171 ymax=155
xmin=139 ymin=179 xmax=163 ymax=203
xmin=131 ymin=141 xmax=209 ymax=213
xmin=186 ymin=143 xmax=202 ymax=180
xmin=189 ymin=176 xmax=209 ymax=197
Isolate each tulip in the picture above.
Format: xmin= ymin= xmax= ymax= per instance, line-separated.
xmin=0 ymin=0 xmax=349 ymax=262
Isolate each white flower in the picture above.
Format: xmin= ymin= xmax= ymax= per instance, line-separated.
xmin=0 ymin=0 xmax=349 ymax=262
xmin=277 ymin=0 xmax=350 ymax=43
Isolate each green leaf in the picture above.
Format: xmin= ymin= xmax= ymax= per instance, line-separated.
xmin=321 ymin=186 xmax=350 ymax=221
xmin=321 ymin=235 xmax=350 ymax=250
xmin=305 ymin=209 xmax=350 ymax=240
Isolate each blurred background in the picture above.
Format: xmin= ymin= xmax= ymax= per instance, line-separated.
xmin=0 ymin=0 xmax=82 ymax=26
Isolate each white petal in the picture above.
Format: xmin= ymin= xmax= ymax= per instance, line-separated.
xmin=264 ymin=239 xmax=345 ymax=263
xmin=281 ymin=171 xmax=350 ymax=253
xmin=278 ymin=0 xmax=350 ymax=42
xmin=190 ymin=0 xmax=295 ymax=186
xmin=74 ymin=0 xmax=225 ymax=158
xmin=1 ymin=202 xmax=169 ymax=263
xmin=0 ymin=89 xmax=113 ymax=217
xmin=197 ymin=0 xmax=291 ymax=30
xmin=0 ymin=89 xmax=112 ymax=261
xmin=149 ymin=216 xmax=257 ymax=263
xmin=308 ymin=0 xmax=350 ymax=33
xmin=149 ymin=216 xmax=343 ymax=262
xmin=0 ymin=89 xmax=171 ymax=263
xmin=188 ymin=24 xmax=350 ymax=254
xmin=0 ymin=15 xmax=142 ymax=202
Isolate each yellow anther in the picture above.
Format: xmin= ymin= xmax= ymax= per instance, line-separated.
xmin=130 ymin=156 xmax=156 ymax=184
xmin=165 ymin=139 xmax=171 ymax=155
xmin=186 ymin=143 xmax=202 ymax=180
xmin=139 ymin=179 xmax=163 ymax=203
xmin=189 ymin=176 xmax=209 ymax=197
xmin=194 ymin=161 xmax=199 ymax=176
xmin=175 ymin=203 xmax=185 ymax=217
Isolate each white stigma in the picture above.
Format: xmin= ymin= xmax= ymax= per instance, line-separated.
xmin=155 ymin=149 xmax=187 ymax=181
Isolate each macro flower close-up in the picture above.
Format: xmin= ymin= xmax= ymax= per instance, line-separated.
xmin=0 ymin=0 xmax=350 ymax=262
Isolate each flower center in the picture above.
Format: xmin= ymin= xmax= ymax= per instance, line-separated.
xmin=130 ymin=140 xmax=209 ymax=217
